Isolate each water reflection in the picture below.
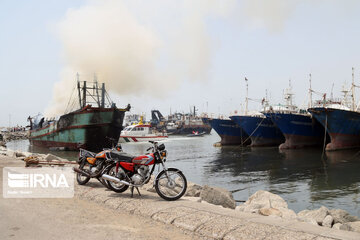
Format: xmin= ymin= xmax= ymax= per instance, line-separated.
xmin=6 ymin=139 xmax=79 ymax=161
xmin=204 ymin=144 xmax=360 ymax=216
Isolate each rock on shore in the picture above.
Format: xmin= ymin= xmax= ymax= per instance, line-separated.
xmin=236 ymin=190 xmax=297 ymax=219
xmin=298 ymin=206 xmax=329 ymax=225
xmin=234 ymin=190 xmax=360 ymax=233
xmin=200 ymin=185 xmax=236 ymax=209
xmin=297 ymin=206 xmax=360 ymax=229
xmin=185 ymin=183 xmax=202 ymax=197
xmin=0 ymin=146 xmax=69 ymax=166
xmin=1 ymin=131 xmax=28 ymax=142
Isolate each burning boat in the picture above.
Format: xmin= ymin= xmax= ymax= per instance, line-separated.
xmin=28 ymin=75 xmax=130 ymax=151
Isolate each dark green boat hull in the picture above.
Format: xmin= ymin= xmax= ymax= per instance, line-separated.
xmin=29 ymin=107 xmax=125 ymax=151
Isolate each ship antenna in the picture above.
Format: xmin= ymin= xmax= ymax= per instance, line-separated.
xmin=245 ymin=77 xmax=248 ymax=115
xmin=265 ymin=89 xmax=268 ymax=104
xmin=308 ymin=73 xmax=312 ymax=109
xmin=352 ymin=67 xmax=355 ymax=111
xmin=289 ymin=78 xmax=293 ymax=107
xmin=330 ymin=82 xmax=334 ymax=100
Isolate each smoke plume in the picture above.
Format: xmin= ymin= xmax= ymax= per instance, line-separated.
xmin=241 ymin=0 xmax=301 ymax=32
xmin=45 ymin=0 xmax=235 ymax=117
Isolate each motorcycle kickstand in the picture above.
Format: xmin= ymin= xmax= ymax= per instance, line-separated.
xmin=130 ymin=186 xmax=141 ymax=198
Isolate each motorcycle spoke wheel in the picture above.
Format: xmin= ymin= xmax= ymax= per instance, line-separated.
xmin=76 ymin=172 xmax=90 ymax=185
xmin=155 ymin=168 xmax=187 ymax=201
xmin=105 ymin=166 xmax=129 ymax=193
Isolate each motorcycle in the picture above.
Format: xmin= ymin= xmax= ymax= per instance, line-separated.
xmin=102 ymin=141 xmax=187 ymax=201
xmin=73 ymin=140 xmax=123 ymax=187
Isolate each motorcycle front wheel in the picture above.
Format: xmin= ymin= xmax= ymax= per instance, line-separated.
xmin=104 ymin=165 xmax=129 ymax=193
xmin=155 ymin=168 xmax=187 ymax=201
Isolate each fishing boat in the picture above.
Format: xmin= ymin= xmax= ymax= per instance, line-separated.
xmin=308 ymin=106 xmax=358 ymax=150
xmin=230 ymin=114 xmax=284 ymax=147
xmin=204 ymin=117 xmax=250 ymax=146
xmin=229 ymin=79 xmax=284 ymax=147
xmin=308 ymin=69 xmax=360 ymax=151
xmin=152 ymin=108 xmax=212 ymax=135
xmin=118 ymin=117 xmax=168 ymax=143
xmin=28 ymin=74 xmax=130 ymax=151
xmin=265 ymin=77 xmax=326 ymax=149
xmin=266 ymin=111 xmax=325 ymax=149
xmin=186 ymin=131 xmax=206 ymax=137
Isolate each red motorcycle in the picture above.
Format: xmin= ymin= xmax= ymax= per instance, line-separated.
xmin=102 ymin=141 xmax=187 ymax=201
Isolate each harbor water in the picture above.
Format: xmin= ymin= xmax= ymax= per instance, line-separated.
xmin=7 ymin=131 xmax=360 ymax=217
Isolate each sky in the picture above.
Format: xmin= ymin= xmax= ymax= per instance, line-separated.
xmin=1 ymin=0 xmax=360 ymax=126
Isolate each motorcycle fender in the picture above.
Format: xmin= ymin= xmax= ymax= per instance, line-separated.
xmin=153 ymin=168 xmax=183 ymax=187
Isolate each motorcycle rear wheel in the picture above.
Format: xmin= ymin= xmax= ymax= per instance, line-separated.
xmin=104 ymin=166 xmax=129 ymax=193
xmin=155 ymin=168 xmax=187 ymax=201
xmin=76 ymin=172 xmax=90 ymax=185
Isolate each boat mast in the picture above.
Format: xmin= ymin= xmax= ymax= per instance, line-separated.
xmin=101 ymin=83 xmax=105 ymax=108
xmin=352 ymin=67 xmax=355 ymax=111
xmin=288 ymin=79 xmax=293 ymax=107
xmin=308 ymin=74 xmax=312 ymax=109
xmin=330 ymin=83 xmax=334 ymax=100
xmin=82 ymin=80 xmax=87 ymax=108
xmin=94 ymin=73 xmax=101 ymax=107
xmin=265 ymin=89 xmax=268 ymax=105
xmin=77 ymin=73 xmax=82 ymax=108
xmin=245 ymin=77 xmax=248 ymax=115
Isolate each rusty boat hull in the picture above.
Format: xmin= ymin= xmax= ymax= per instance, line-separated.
xmin=308 ymin=107 xmax=360 ymax=151
xmin=29 ymin=107 xmax=126 ymax=151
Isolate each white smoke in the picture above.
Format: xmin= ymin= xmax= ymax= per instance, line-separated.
xmin=241 ymin=0 xmax=301 ymax=32
xmin=44 ymin=0 xmax=236 ymax=117
xmin=45 ymin=0 xmax=314 ymax=117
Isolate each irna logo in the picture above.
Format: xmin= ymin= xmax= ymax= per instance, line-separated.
xmin=3 ymin=167 xmax=74 ymax=198
xmin=8 ymin=172 xmax=69 ymax=188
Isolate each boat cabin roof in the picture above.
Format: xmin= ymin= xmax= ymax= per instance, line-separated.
xmin=123 ymin=124 xmax=151 ymax=131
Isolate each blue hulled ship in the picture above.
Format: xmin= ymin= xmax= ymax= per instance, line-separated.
xmin=264 ymin=79 xmax=326 ymax=149
xmin=229 ymin=79 xmax=284 ymax=147
xmin=230 ymin=114 xmax=284 ymax=147
xmin=308 ymin=106 xmax=360 ymax=151
xmin=204 ymin=117 xmax=250 ymax=146
xmin=308 ymin=69 xmax=360 ymax=151
xmin=265 ymin=112 xmax=325 ymax=149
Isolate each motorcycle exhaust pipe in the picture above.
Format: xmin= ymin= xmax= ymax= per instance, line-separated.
xmin=102 ymin=174 xmax=131 ymax=186
xmin=73 ymin=167 xmax=90 ymax=177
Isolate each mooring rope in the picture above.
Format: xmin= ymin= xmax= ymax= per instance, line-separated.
xmin=320 ymin=113 xmax=329 ymax=183
xmin=321 ymin=113 xmax=328 ymax=160
xmin=237 ymin=116 xmax=266 ymax=148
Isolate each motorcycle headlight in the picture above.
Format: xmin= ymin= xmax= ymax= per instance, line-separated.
xmin=161 ymin=151 xmax=167 ymax=158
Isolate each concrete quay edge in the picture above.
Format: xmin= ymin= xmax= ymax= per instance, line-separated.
xmin=75 ymin=181 xmax=360 ymax=240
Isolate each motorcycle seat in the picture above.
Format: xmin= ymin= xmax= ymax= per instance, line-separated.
xmin=110 ymin=151 xmax=135 ymax=163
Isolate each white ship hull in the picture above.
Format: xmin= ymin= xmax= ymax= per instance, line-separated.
xmin=119 ymin=135 xmax=168 ymax=143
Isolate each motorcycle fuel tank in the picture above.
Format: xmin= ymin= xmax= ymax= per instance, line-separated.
xmin=132 ymin=154 xmax=155 ymax=165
